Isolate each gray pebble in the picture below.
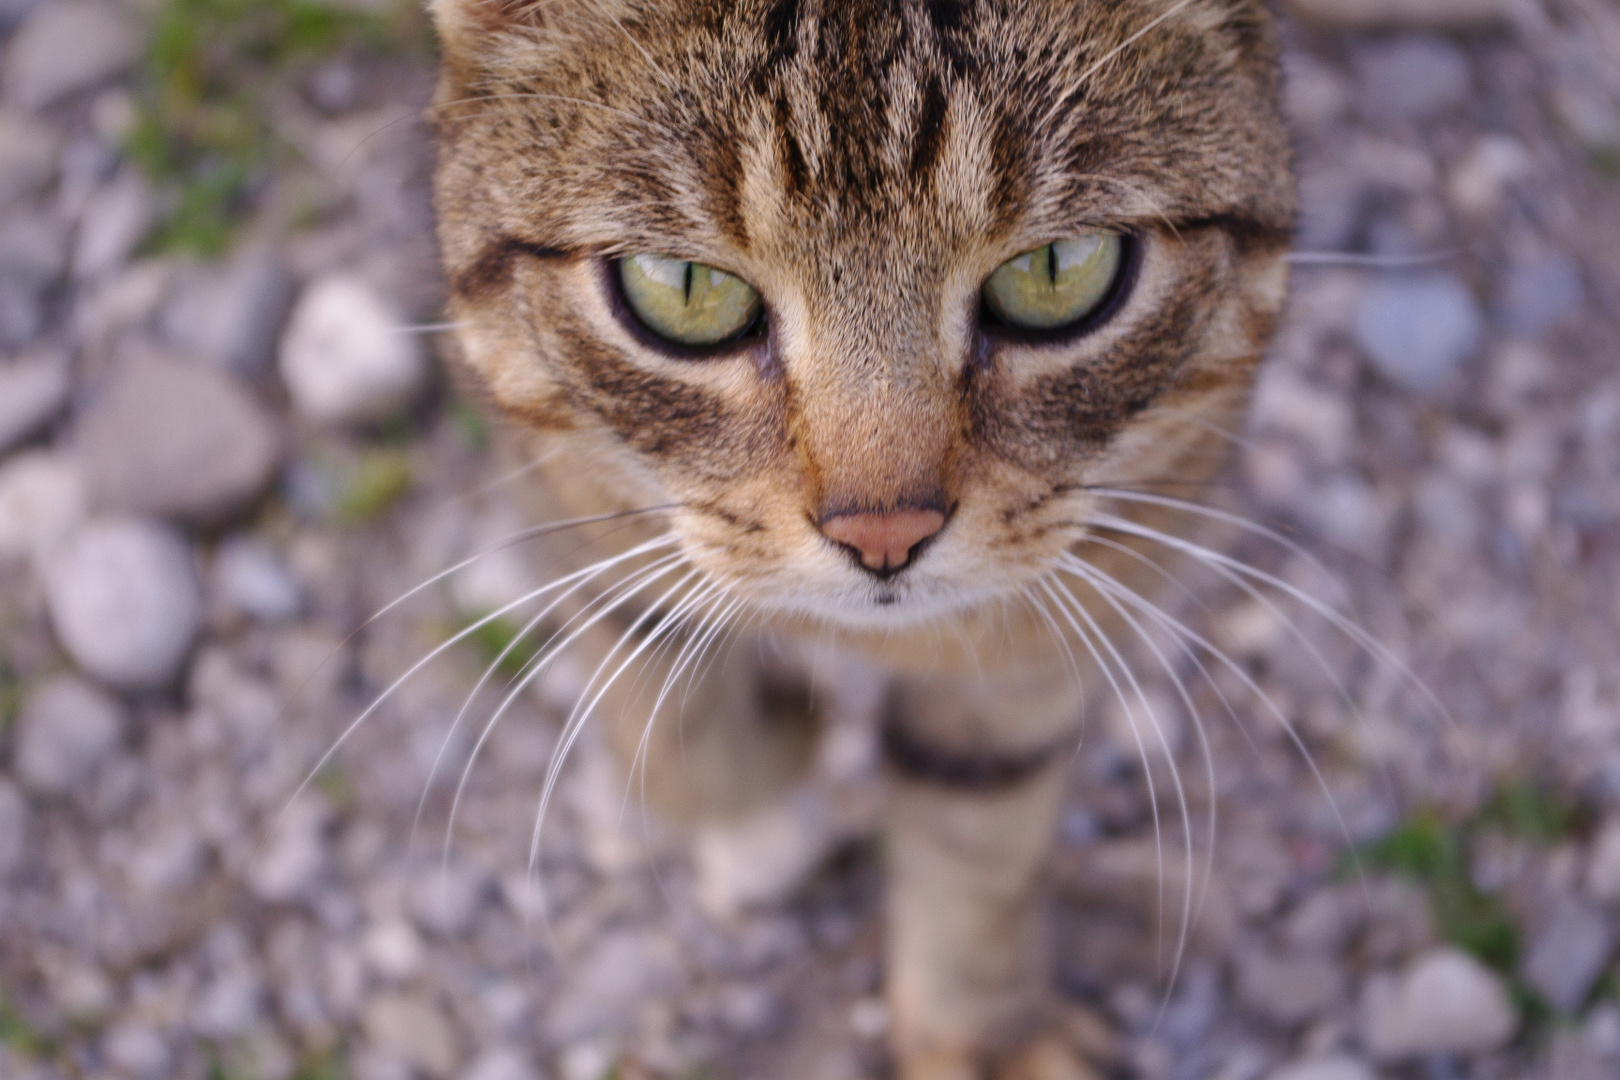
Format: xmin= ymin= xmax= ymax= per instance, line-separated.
xmin=247 ymin=797 xmax=331 ymax=903
xmin=1267 ymin=1056 xmax=1376 ymax=1080
xmin=459 ymin=1048 xmax=542 ymax=1080
xmin=0 ymin=109 xmax=58 ymax=209
xmin=1352 ymin=273 xmax=1483 ymax=393
xmin=212 ymin=536 xmax=303 ymax=623
xmin=72 ymin=170 xmax=153 ymax=279
xmin=0 ymin=450 xmax=87 ymax=563
xmin=2 ymin=0 xmax=143 ymax=111
xmin=14 ymin=674 xmax=125 ymax=796
xmin=161 ymin=246 xmax=297 ymax=379
xmin=409 ymin=863 xmax=494 ymax=939
xmin=76 ymin=352 xmax=280 ymax=525
xmin=0 ymin=349 xmax=69 ymax=454
xmin=46 ymin=518 xmax=203 ymax=690
xmin=1361 ymin=947 xmax=1517 ymax=1060
xmin=1521 ymin=898 xmax=1615 ymax=1014
xmin=1236 ymin=947 xmax=1347 ymax=1028
xmin=102 ymin=1020 xmax=172 ymax=1080
xmin=546 ymin=929 xmax=683 ymax=1042
xmin=362 ymin=993 xmax=463 ymax=1080
xmin=1353 ymin=37 xmax=1471 ymax=122
xmin=1283 ymin=0 xmax=1514 ymax=30
xmin=279 ymin=273 xmax=425 ymax=425
xmin=1495 ymin=252 xmax=1584 ymax=337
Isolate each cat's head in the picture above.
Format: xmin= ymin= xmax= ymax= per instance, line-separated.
xmin=431 ymin=0 xmax=1295 ymax=630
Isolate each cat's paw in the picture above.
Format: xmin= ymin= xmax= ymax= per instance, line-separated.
xmin=896 ymin=1005 xmax=1121 ymax=1080
xmin=692 ymin=789 xmax=835 ymax=918
xmin=992 ymin=1035 xmax=1106 ymax=1080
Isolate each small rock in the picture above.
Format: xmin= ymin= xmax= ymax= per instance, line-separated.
xmin=247 ymin=797 xmax=332 ymax=903
xmin=72 ymin=171 xmax=154 ymax=279
xmin=1352 ymin=37 xmax=1471 ymax=123
xmin=0 ymin=212 xmax=70 ymax=341
xmin=13 ymin=674 xmax=126 ymax=796
xmin=1585 ymin=817 xmax=1620 ymax=903
xmin=46 ymin=518 xmax=203 ymax=689
xmin=2 ymin=0 xmax=143 ymax=110
xmin=363 ymin=993 xmax=463 ymax=1080
xmin=1448 ymin=135 xmax=1531 ymax=217
xmin=0 ymin=349 xmax=69 ymax=453
xmin=0 ymin=451 xmax=87 ymax=562
xmin=1282 ymin=0 xmax=1514 ymax=30
xmin=460 ymin=1048 xmax=542 ymax=1080
xmin=75 ymin=352 xmax=280 ymax=524
xmin=1267 ymin=1056 xmax=1377 ymax=1080
xmin=1522 ymin=898 xmax=1615 ymax=1014
xmin=191 ymin=968 xmax=268 ymax=1038
xmin=0 ymin=780 xmax=30 ymax=873
xmin=546 ymin=929 xmax=683 ymax=1042
xmin=409 ymin=864 xmax=494 ymax=939
xmin=1352 ymin=273 xmax=1483 ymax=394
xmin=1236 ymin=948 xmax=1347 ymax=1027
xmin=279 ymin=273 xmax=425 ymax=425
xmin=102 ymin=1020 xmax=173 ymax=1080
xmin=1361 ymin=946 xmax=1518 ymax=1060
xmin=161 ymin=246 xmax=297 ymax=379
xmin=363 ymin=917 xmax=426 ymax=981
xmin=693 ymin=790 xmax=836 ymax=918
xmin=212 ymin=536 xmax=303 ymax=623
xmin=0 ymin=110 xmax=57 ymax=208
xmin=1495 ymin=252 xmax=1584 ymax=338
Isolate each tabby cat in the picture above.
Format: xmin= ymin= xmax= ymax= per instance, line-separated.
xmin=429 ymin=0 xmax=1294 ymax=1076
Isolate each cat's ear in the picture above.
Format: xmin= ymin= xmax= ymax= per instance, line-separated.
xmin=429 ymin=0 xmax=542 ymax=52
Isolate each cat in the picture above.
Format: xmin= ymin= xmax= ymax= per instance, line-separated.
xmin=428 ymin=1 xmax=1295 ymax=1077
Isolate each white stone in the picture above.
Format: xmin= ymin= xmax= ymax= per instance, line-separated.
xmin=0 ymin=110 xmax=57 ymax=208
xmin=212 ymin=536 xmax=303 ymax=622
xmin=1236 ymin=948 xmax=1347 ymax=1027
xmin=460 ymin=1048 xmax=542 ymax=1080
xmin=191 ymin=968 xmax=268 ymax=1038
xmin=3 ymin=0 xmax=143 ymax=110
xmin=694 ymin=790 xmax=835 ymax=919
xmin=546 ymin=929 xmax=682 ymax=1042
xmin=1352 ymin=273 xmax=1483 ymax=394
xmin=0 ymin=349 xmax=69 ymax=454
xmin=1522 ymin=898 xmax=1615 ymax=1014
xmin=0 ymin=450 xmax=86 ymax=564
xmin=14 ymin=674 xmax=125 ymax=796
xmin=363 ymin=917 xmax=426 ymax=981
xmin=362 ymin=993 xmax=462 ymax=1080
xmin=72 ymin=171 xmax=153 ymax=279
xmin=75 ymin=352 xmax=280 ymax=523
xmin=1585 ymin=816 xmax=1620 ymax=903
xmin=279 ymin=273 xmax=425 ymax=425
xmin=102 ymin=1020 xmax=173 ymax=1080
xmin=46 ymin=518 xmax=202 ymax=689
xmin=1267 ymin=1056 xmax=1376 ymax=1080
xmin=247 ymin=797 xmax=331 ymax=903
xmin=0 ymin=779 xmax=29 ymax=873
xmin=1361 ymin=947 xmax=1518 ymax=1060
xmin=409 ymin=864 xmax=493 ymax=938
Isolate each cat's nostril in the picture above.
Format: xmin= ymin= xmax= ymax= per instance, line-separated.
xmin=819 ymin=507 xmax=946 ymax=576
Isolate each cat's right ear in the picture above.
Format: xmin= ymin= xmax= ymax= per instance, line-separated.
xmin=429 ymin=0 xmax=541 ymax=54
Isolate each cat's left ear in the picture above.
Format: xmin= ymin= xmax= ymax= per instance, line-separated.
xmin=429 ymin=0 xmax=542 ymax=54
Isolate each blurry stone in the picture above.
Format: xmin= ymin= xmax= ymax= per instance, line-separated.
xmin=1235 ymin=948 xmax=1347 ymax=1027
xmin=1554 ymin=81 xmax=1620 ymax=162
xmin=191 ymin=968 xmax=268 ymax=1038
xmin=1361 ymin=947 xmax=1517 ymax=1060
xmin=162 ymin=247 xmax=297 ymax=379
xmin=14 ymin=674 xmax=125 ymax=796
xmin=363 ymin=917 xmax=426 ymax=981
xmin=1495 ymin=252 xmax=1584 ymax=337
xmin=0 ymin=0 xmax=44 ymax=27
xmin=72 ymin=171 xmax=153 ymax=279
xmin=546 ymin=929 xmax=683 ymax=1042
xmin=76 ymin=353 xmax=279 ymax=524
xmin=45 ymin=518 xmax=202 ymax=689
xmin=694 ymin=790 xmax=835 ymax=918
xmin=362 ymin=993 xmax=462 ymax=1080
xmin=409 ymin=864 xmax=494 ymax=938
xmin=248 ymin=796 xmax=332 ymax=903
xmin=0 ymin=110 xmax=57 ymax=208
xmin=0 ymin=210 xmax=70 ymax=284
xmin=1352 ymin=273 xmax=1483 ymax=393
xmin=102 ymin=1020 xmax=172 ymax=1080
xmin=308 ymin=59 xmax=361 ymax=115
xmin=1522 ymin=898 xmax=1614 ymax=1014
xmin=3 ymin=0 xmax=143 ymax=110
xmin=212 ymin=536 xmax=303 ymax=623
xmin=1249 ymin=367 xmax=1354 ymax=467
xmin=0 ymin=780 xmax=29 ymax=873
xmin=1282 ymin=0 xmax=1513 ymax=30
xmin=0 ymin=452 xmax=87 ymax=563
xmin=76 ymin=258 xmax=174 ymax=345
xmin=1585 ymin=817 xmax=1620 ymax=903
xmin=0 ymin=349 xmax=69 ymax=453
xmin=1296 ymin=170 xmax=1365 ymax=252
xmin=1282 ymin=53 xmax=1352 ymax=131
xmin=1352 ymin=37 xmax=1470 ymax=123
xmin=1449 ymin=135 xmax=1531 ymax=217
xmin=460 ymin=1048 xmax=542 ymax=1080
xmin=1268 ymin=1056 xmax=1376 ymax=1080
xmin=124 ymin=822 xmax=206 ymax=894
xmin=279 ymin=273 xmax=425 ymax=425
xmin=89 ymin=87 xmax=137 ymax=144
xmin=1284 ymin=888 xmax=1360 ymax=955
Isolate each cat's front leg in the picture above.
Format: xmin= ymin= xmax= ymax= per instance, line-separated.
xmin=883 ymin=672 xmax=1104 ymax=1080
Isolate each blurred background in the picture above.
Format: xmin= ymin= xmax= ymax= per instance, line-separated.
xmin=0 ymin=1 xmax=1617 ymax=1079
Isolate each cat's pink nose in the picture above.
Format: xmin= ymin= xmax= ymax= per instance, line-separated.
xmin=819 ymin=507 xmax=946 ymax=576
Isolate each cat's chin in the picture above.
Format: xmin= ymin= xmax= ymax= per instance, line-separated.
xmin=752 ymin=578 xmax=1011 ymax=634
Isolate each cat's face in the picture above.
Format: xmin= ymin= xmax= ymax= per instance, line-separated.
xmin=432 ymin=0 xmax=1295 ymax=630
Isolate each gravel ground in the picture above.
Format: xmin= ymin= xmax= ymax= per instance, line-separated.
xmin=1 ymin=1 xmax=1619 ymax=1079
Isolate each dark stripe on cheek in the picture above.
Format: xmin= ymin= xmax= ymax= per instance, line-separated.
xmin=909 ymin=77 xmax=948 ymax=182
xmin=451 ymin=237 xmax=569 ymax=302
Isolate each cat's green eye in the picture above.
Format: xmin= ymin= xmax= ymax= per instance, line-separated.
xmin=618 ymin=254 xmax=764 ymax=347
xmin=981 ymin=233 xmax=1125 ymax=332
